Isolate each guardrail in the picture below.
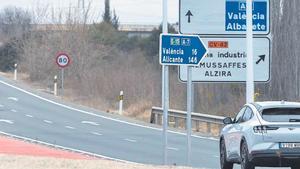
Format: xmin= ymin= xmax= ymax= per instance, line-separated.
xmin=150 ymin=107 xmax=225 ymax=136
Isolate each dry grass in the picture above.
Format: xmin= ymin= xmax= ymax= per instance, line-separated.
xmin=0 ymin=155 xmax=200 ymax=169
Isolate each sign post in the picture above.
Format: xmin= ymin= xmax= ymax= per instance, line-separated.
xmin=160 ymin=33 xmax=208 ymax=165
xmin=162 ymin=0 xmax=169 ymax=165
xmin=56 ymin=52 xmax=71 ymax=97
xmin=186 ymin=66 xmax=192 ymax=165
xmin=246 ymin=0 xmax=254 ymax=103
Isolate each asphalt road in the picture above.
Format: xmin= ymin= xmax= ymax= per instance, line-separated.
xmin=0 ymin=76 xmax=220 ymax=169
xmin=0 ymin=76 xmax=290 ymax=169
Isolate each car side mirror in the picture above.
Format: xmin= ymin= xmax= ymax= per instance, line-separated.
xmin=223 ymin=117 xmax=233 ymax=125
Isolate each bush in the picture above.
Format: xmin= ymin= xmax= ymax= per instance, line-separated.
xmin=0 ymin=41 xmax=19 ymax=71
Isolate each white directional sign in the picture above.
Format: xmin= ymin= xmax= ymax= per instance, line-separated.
xmin=179 ymin=0 xmax=270 ymax=35
xmin=179 ymin=37 xmax=270 ymax=82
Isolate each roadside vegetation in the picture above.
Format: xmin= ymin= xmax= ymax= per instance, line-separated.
xmin=0 ymin=1 xmax=299 ymax=120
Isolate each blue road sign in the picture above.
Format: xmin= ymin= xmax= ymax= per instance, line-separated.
xmin=179 ymin=0 xmax=269 ymax=35
xmin=226 ymin=0 xmax=268 ymax=32
xmin=159 ymin=34 xmax=208 ymax=66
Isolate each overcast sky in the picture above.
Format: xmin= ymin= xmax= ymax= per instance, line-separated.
xmin=0 ymin=0 xmax=179 ymax=24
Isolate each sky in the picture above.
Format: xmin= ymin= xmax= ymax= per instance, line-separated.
xmin=0 ymin=0 xmax=179 ymax=24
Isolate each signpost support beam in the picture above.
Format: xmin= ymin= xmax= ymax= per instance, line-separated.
xmin=246 ymin=0 xmax=254 ymax=103
xmin=162 ymin=0 xmax=169 ymax=165
xmin=186 ymin=66 xmax=192 ymax=166
xmin=61 ymin=68 xmax=64 ymax=97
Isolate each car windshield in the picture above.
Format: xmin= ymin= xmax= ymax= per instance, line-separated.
xmin=262 ymin=108 xmax=300 ymax=122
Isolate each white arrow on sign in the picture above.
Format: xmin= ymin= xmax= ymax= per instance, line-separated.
xmin=179 ymin=37 xmax=270 ymax=82
xmin=179 ymin=0 xmax=270 ymax=35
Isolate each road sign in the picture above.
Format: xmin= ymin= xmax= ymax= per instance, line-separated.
xmin=179 ymin=37 xmax=270 ymax=82
xmin=179 ymin=0 xmax=270 ymax=35
xmin=56 ymin=53 xmax=71 ymax=68
xmin=159 ymin=34 xmax=208 ymax=66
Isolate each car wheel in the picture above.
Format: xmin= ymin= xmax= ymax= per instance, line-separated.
xmin=240 ymin=141 xmax=254 ymax=169
xmin=220 ymin=139 xmax=233 ymax=169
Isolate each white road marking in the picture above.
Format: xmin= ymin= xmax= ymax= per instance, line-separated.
xmin=43 ymin=120 xmax=53 ymax=124
xmin=0 ymin=104 xmax=4 ymax=108
xmin=167 ymin=147 xmax=179 ymax=151
xmin=65 ymin=126 xmax=75 ymax=130
xmin=0 ymin=80 xmax=218 ymax=141
xmin=124 ymin=138 xmax=137 ymax=143
xmin=0 ymin=119 xmax=14 ymax=124
xmin=7 ymin=97 xmax=18 ymax=101
xmin=214 ymin=155 xmax=219 ymax=158
xmin=25 ymin=114 xmax=33 ymax=118
xmin=10 ymin=109 xmax=17 ymax=113
xmin=91 ymin=132 xmax=103 ymax=136
xmin=81 ymin=121 xmax=99 ymax=126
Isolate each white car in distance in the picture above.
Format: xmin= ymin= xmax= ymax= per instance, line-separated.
xmin=220 ymin=101 xmax=300 ymax=169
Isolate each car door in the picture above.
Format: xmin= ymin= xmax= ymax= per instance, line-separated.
xmin=236 ymin=107 xmax=254 ymax=156
xmin=225 ymin=107 xmax=246 ymax=159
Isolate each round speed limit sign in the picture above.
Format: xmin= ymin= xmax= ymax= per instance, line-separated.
xmin=56 ymin=53 xmax=71 ymax=68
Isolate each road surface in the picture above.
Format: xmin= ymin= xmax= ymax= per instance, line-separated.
xmin=0 ymin=76 xmax=220 ymax=168
xmin=0 ymin=76 xmax=290 ymax=169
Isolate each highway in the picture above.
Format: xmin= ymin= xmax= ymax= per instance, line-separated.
xmin=0 ymin=76 xmax=290 ymax=169
xmin=0 ymin=75 xmax=219 ymax=169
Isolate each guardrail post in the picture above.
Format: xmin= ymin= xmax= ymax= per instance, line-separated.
xmin=195 ymin=120 xmax=200 ymax=132
xmin=54 ymin=75 xmax=58 ymax=96
xmin=14 ymin=63 xmax=18 ymax=80
xmin=118 ymin=91 xmax=124 ymax=115
xmin=174 ymin=117 xmax=179 ymax=128
xmin=207 ymin=122 xmax=211 ymax=134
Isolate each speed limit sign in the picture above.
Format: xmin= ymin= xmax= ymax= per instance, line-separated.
xmin=56 ymin=53 xmax=71 ymax=68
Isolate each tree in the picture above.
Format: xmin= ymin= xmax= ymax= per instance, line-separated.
xmin=102 ymin=0 xmax=119 ymax=29
xmin=111 ymin=9 xmax=119 ymax=29
xmin=0 ymin=41 xmax=19 ymax=71
xmin=0 ymin=7 xmax=31 ymax=41
xmin=102 ymin=0 xmax=111 ymax=23
xmin=140 ymin=23 xmax=177 ymax=57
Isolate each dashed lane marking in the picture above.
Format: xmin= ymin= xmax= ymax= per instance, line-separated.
xmin=81 ymin=121 xmax=99 ymax=126
xmin=0 ymin=119 xmax=14 ymax=124
xmin=167 ymin=147 xmax=179 ymax=151
xmin=91 ymin=132 xmax=103 ymax=136
xmin=43 ymin=120 xmax=53 ymax=124
xmin=7 ymin=97 xmax=18 ymax=101
xmin=65 ymin=126 xmax=75 ymax=130
xmin=26 ymin=114 xmax=33 ymax=118
xmin=10 ymin=109 xmax=17 ymax=113
xmin=124 ymin=138 xmax=137 ymax=143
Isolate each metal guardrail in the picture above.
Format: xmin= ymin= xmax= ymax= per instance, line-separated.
xmin=150 ymin=107 xmax=225 ymax=136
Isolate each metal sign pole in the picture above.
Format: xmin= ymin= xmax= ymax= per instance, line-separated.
xmin=187 ymin=66 xmax=192 ymax=165
xmin=162 ymin=0 xmax=169 ymax=165
xmin=61 ymin=68 xmax=64 ymax=97
xmin=246 ymin=0 xmax=254 ymax=103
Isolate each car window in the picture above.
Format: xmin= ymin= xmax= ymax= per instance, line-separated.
xmin=242 ymin=107 xmax=254 ymax=122
xmin=234 ymin=107 xmax=246 ymax=123
xmin=262 ymin=108 xmax=300 ymax=122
